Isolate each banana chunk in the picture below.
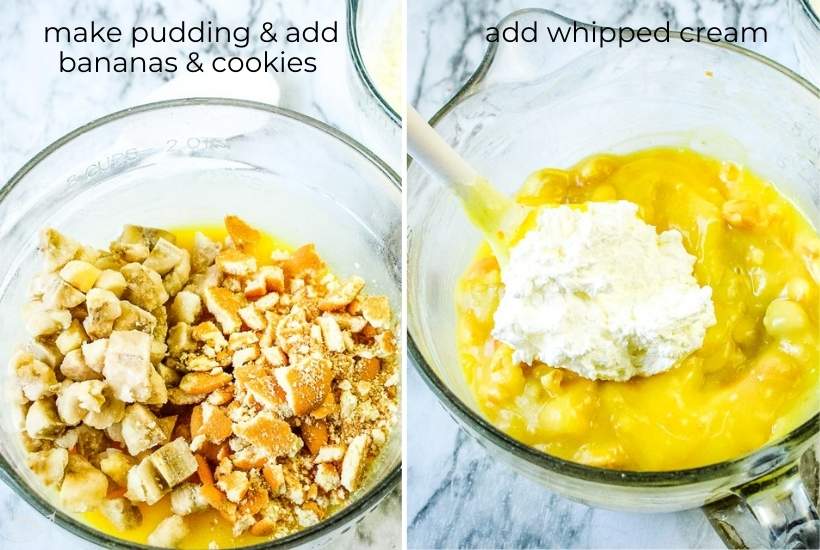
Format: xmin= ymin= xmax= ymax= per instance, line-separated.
xmin=25 ymin=398 xmax=65 ymax=440
xmin=60 ymin=349 xmax=102 ymax=381
xmin=40 ymin=228 xmax=81 ymax=271
xmin=55 ymin=380 xmax=106 ymax=426
xmin=98 ymin=448 xmax=135 ymax=486
xmin=169 ymin=290 xmax=202 ymax=325
xmin=121 ymin=263 xmax=170 ymax=311
xmin=144 ymin=238 xmax=186 ymax=276
xmin=121 ymin=403 xmax=167 ymax=455
xmin=100 ymin=497 xmax=143 ymax=531
xmin=42 ymin=275 xmax=86 ymax=309
xmin=170 ymin=482 xmax=209 ymax=516
xmin=84 ymin=288 xmax=122 ymax=339
xmin=103 ymin=330 xmax=154 ymax=403
xmin=23 ymin=302 xmax=71 ymax=337
xmin=126 ymin=438 xmax=197 ymax=505
xmin=94 ymin=269 xmax=127 ymax=297
xmin=191 ymin=232 xmax=222 ymax=273
xmin=12 ymin=351 xmax=58 ymax=402
xmin=150 ymin=437 xmax=198 ymax=488
xmin=55 ymin=319 xmax=87 ymax=355
xmin=59 ymin=454 xmax=108 ymax=512
xmin=113 ymin=301 xmax=157 ymax=334
xmin=59 ymin=260 xmax=101 ymax=292
xmin=26 ymin=447 xmax=69 ymax=487
xmin=126 ymin=456 xmax=170 ymax=505
xmin=147 ymin=515 xmax=189 ymax=548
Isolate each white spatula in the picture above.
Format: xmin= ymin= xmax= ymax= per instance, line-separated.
xmin=406 ymin=106 xmax=525 ymax=264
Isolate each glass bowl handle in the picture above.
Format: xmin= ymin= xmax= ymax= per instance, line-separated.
xmin=705 ymin=453 xmax=819 ymax=549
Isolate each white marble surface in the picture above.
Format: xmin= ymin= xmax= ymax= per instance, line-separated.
xmin=0 ymin=1 xmax=399 ymax=549
xmin=407 ymin=0 xmax=814 ymax=549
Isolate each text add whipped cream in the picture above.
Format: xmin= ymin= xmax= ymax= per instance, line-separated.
xmin=492 ymin=201 xmax=716 ymax=381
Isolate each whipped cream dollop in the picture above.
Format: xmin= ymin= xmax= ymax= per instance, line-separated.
xmin=492 ymin=201 xmax=716 ymax=381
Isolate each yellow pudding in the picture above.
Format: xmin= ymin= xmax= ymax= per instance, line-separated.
xmin=456 ymin=147 xmax=819 ymax=471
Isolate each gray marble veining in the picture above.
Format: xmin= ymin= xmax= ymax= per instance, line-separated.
xmin=407 ymin=0 xmax=810 ymax=548
xmin=0 ymin=1 xmax=399 ymax=549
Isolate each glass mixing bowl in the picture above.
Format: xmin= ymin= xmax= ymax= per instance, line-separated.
xmin=346 ymin=0 xmax=403 ymax=168
xmin=0 ymin=98 xmax=401 ymax=549
xmin=407 ymin=9 xmax=819 ymax=549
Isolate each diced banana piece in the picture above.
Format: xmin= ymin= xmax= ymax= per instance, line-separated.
xmin=100 ymin=497 xmax=143 ymax=531
xmin=40 ymin=229 xmax=80 ymax=272
xmin=191 ymin=232 xmax=221 ymax=273
xmin=170 ymin=482 xmax=209 ymax=516
xmin=81 ymin=338 xmax=108 ymax=372
xmin=144 ymin=238 xmax=186 ymax=275
xmin=83 ymin=385 xmax=126 ymax=430
xmin=55 ymin=380 xmax=106 ymax=426
xmin=59 ymin=454 xmax=108 ymax=512
xmin=103 ymin=331 xmax=154 ymax=403
xmin=147 ymin=515 xmax=189 ymax=549
xmin=121 ymin=403 xmax=167 ymax=455
xmin=94 ymin=269 xmax=127 ymax=297
xmin=157 ymin=363 xmax=181 ymax=386
xmin=59 ymin=260 xmax=101 ymax=292
xmin=25 ymin=398 xmax=65 ymax=440
xmin=54 ymin=425 xmax=107 ymax=456
xmin=111 ymin=225 xmax=174 ymax=262
xmin=59 ymin=349 xmax=102 ymax=381
xmin=113 ymin=301 xmax=157 ymax=334
xmin=144 ymin=367 xmax=169 ymax=406
xmin=23 ymin=302 xmax=71 ymax=337
xmin=168 ymin=323 xmax=196 ymax=356
xmin=126 ymin=454 xmax=170 ymax=505
xmin=146 ymin=240 xmax=191 ymax=297
xmin=26 ymin=447 xmax=69 ymax=487
xmin=169 ymin=290 xmax=202 ymax=325
xmin=42 ymin=275 xmax=86 ymax=309
xmin=11 ymin=351 xmax=58 ymax=401
xmin=121 ymin=263 xmax=169 ymax=311
xmin=83 ymin=288 xmax=122 ymax=339
xmin=126 ymin=438 xmax=198 ymax=506
xmin=26 ymin=338 xmax=64 ymax=368
xmin=55 ymin=319 xmax=87 ymax=354
xmin=98 ymin=448 xmax=135 ymax=486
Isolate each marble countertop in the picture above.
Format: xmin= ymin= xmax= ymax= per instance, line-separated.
xmin=407 ymin=0 xmax=813 ymax=549
xmin=0 ymin=1 xmax=399 ymax=549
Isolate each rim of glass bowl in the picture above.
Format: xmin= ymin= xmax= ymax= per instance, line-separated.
xmin=0 ymin=98 xmax=401 ymax=549
xmin=346 ymin=0 xmax=402 ymax=126
xmin=800 ymin=0 xmax=820 ymax=26
xmin=408 ymin=8 xmax=820 ymax=488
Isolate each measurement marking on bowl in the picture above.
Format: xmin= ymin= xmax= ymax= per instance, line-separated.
xmin=65 ymin=136 xmax=230 ymax=185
